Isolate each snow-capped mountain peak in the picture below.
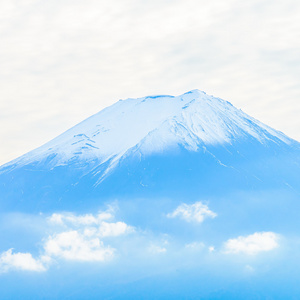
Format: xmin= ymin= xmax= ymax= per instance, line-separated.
xmin=3 ymin=90 xmax=293 ymax=173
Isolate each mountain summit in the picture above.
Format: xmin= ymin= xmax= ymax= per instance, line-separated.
xmin=1 ymin=90 xmax=294 ymax=171
xmin=0 ymin=90 xmax=299 ymax=211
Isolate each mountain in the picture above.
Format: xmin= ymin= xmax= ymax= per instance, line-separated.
xmin=0 ymin=89 xmax=299 ymax=212
xmin=1 ymin=89 xmax=300 ymax=299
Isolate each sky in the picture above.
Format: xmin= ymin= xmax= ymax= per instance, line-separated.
xmin=0 ymin=0 xmax=300 ymax=166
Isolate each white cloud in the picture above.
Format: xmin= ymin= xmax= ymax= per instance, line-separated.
xmin=0 ymin=249 xmax=46 ymax=272
xmin=208 ymin=246 xmax=215 ymax=253
xmin=98 ymin=221 xmax=134 ymax=237
xmin=44 ymin=230 xmax=114 ymax=262
xmin=48 ymin=210 xmax=134 ymax=238
xmin=167 ymin=201 xmax=217 ymax=223
xmin=224 ymin=232 xmax=279 ymax=255
xmin=48 ymin=213 xmax=64 ymax=225
xmin=0 ymin=209 xmax=134 ymax=272
xmin=83 ymin=227 xmax=98 ymax=237
xmin=44 ymin=210 xmax=134 ymax=262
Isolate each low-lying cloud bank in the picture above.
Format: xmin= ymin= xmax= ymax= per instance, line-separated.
xmin=0 ymin=202 xmax=282 ymax=273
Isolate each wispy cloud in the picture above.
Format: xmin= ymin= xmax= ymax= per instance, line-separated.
xmin=148 ymin=245 xmax=167 ymax=255
xmin=185 ymin=242 xmax=205 ymax=250
xmin=48 ymin=211 xmax=114 ymax=226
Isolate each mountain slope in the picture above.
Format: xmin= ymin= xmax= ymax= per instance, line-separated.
xmin=0 ymin=89 xmax=299 ymax=212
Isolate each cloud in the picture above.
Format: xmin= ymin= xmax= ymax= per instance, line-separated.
xmin=0 ymin=208 xmax=135 ymax=272
xmin=208 ymin=246 xmax=215 ymax=253
xmin=48 ymin=210 xmax=134 ymax=238
xmin=167 ymin=201 xmax=217 ymax=223
xmin=48 ymin=211 xmax=113 ymax=226
xmin=185 ymin=242 xmax=205 ymax=250
xmin=98 ymin=221 xmax=134 ymax=237
xmin=44 ymin=210 xmax=134 ymax=261
xmin=224 ymin=232 xmax=279 ymax=255
xmin=0 ymin=249 xmax=46 ymax=272
xmin=44 ymin=230 xmax=114 ymax=262
xmin=148 ymin=245 xmax=167 ymax=254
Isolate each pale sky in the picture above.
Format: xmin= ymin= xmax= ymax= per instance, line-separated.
xmin=1 ymin=0 xmax=299 ymax=166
